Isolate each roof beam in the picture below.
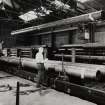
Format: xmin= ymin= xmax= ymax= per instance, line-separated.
xmin=11 ymin=10 xmax=104 ymax=35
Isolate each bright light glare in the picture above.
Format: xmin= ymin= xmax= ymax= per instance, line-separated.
xmin=41 ymin=6 xmax=52 ymax=15
xmin=0 ymin=0 xmax=2 ymax=4
xmin=19 ymin=6 xmax=52 ymax=22
xmin=52 ymin=0 xmax=70 ymax=10
xmin=19 ymin=11 xmax=37 ymax=22
xmin=77 ymin=0 xmax=89 ymax=3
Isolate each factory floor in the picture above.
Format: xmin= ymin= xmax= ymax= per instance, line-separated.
xmin=0 ymin=71 xmax=96 ymax=105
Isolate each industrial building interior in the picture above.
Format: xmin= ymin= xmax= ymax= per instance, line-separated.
xmin=0 ymin=0 xmax=105 ymax=105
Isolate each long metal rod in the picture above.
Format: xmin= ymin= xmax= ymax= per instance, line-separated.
xmin=1 ymin=56 xmax=105 ymax=80
xmin=11 ymin=10 xmax=104 ymax=35
xmin=35 ymin=27 xmax=78 ymax=36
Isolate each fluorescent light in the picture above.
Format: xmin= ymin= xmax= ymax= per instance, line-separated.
xmin=3 ymin=0 xmax=13 ymax=7
xmin=40 ymin=6 xmax=52 ymax=15
xmin=52 ymin=0 xmax=70 ymax=10
xmin=37 ymin=12 xmax=45 ymax=16
xmin=0 ymin=0 xmax=2 ymax=4
xmin=19 ymin=7 xmax=52 ymax=22
xmin=77 ymin=0 xmax=90 ymax=3
xmin=19 ymin=11 xmax=37 ymax=22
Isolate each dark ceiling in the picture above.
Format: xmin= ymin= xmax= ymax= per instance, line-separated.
xmin=84 ymin=0 xmax=105 ymax=11
xmin=0 ymin=0 xmax=105 ymax=29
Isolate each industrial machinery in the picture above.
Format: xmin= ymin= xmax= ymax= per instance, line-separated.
xmin=1 ymin=10 xmax=105 ymax=105
xmin=1 ymin=56 xmax=105 ymax=81
xmin=0 ymin=45 xmax=105 ymax=105
xmin=2 ymin=44 xmax=105 ymax=80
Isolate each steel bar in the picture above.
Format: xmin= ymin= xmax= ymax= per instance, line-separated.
xmin=62 ymin=43 xmax=105 ymax=48
xmin=0 ymin=56 xmax=105 ymax=80
xmin=54 ymin=54 xmax=105 ymax=61
xmin=11 ymin=10 xmax=104 ymax=35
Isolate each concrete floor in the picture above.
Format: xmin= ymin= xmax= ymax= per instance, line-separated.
xmin=0 ymin=71 xmax=96 ymax=105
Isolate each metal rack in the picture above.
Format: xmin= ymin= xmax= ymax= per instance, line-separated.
xmin=53 ymin=43 xmax=105 ymax=64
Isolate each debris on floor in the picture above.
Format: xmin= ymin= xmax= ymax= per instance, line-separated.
xmin=0 ymin=71 xmax=96 ymax=105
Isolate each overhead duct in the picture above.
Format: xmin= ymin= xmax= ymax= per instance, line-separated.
xmin=11 ymin=10 xmax=105 ymax=35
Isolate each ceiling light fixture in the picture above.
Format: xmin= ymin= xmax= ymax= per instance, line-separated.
xmin=19 ymin=11 xmax=38 ymax=22
xmin=77 ymin=0 xmax=90 ymax=3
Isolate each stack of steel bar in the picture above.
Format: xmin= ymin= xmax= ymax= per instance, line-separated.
xmin=20 ymin=48 xmax=33 ymax=58
xmin=0 ymin=56 xmax=105 ymax=80
xmin=9 ymin=48 xmax=18 ymax=57
xmin=53 ymin=43 xmax=105 ymax=64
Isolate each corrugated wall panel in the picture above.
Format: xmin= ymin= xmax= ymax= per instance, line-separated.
xmin=72 ymin=30 xmax=85 ymax=44
xmin=95 ymin=31 xmax=105 ymax=43
xmin=55 ymin=32 xmax=69 ymax=47
xmin=95 ymin=26 xmax=105 ymax=43
xmin=41 ymin=34 xmax=52 ymax=47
